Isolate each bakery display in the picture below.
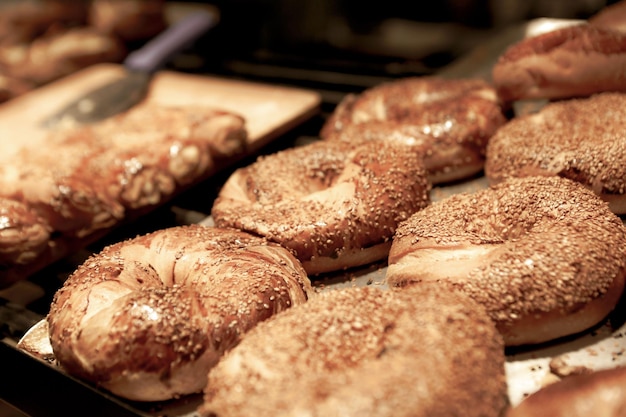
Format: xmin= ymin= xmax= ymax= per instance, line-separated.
xmin=485 ymin=92 xmax=626 ymax=214
xmin=320 ymin=77 xmax=506 ymax=184
xmin=199 ymin=285 xmax=509 ymax=417
xmin=0 ymin=103 xmax=247 ymax=288
xmin=47 ymin=224 xmax=313 ymax=401
xmin=211 ymin=139 xmax=430 ymax=275
xmin=387 ymin=176 xmax=626 ymax=346
xmin=6 ymin=1 xmax=626 ymax=415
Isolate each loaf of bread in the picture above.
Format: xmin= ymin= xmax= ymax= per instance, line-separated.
xmin=0 ymin=104 xmax=247 ymax=288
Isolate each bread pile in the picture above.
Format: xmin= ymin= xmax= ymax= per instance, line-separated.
xmin=0 ymin=0 xmax=166 ymax=103
xmin=12 ymin=1 xmax=626 ymax=416
xmin=0 ymin=104 xmax=247 ymax=288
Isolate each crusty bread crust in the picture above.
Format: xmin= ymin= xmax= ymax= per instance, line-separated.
xmin=485 ymin=92 xmax=626 ymax=214
xmin=0 ymin=104 xmax=247 ymax=288
xmin=200 ymin=286 xmax=509 ymax=417
xmin=47 ymin=225 xmax=313 ymax=401
xmin=492 ymin=24 xmax=626 ymax=103
xmin=387 ymin=176 xmax=626 ymax=346
xmin=212 ymin=139 xmax=430 ymax=275
xmin=321 ymin=77 xmax=506 ymax=184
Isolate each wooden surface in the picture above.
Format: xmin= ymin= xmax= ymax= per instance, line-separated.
xmin=0 ymin=63 xmax=322 ymax=159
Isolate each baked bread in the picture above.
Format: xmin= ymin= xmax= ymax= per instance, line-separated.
xmin=211 ymin=139 xmax=430 ymax=275
xmin=485 ymin=92 xmax=626 ymax=214
xmin=200 ymin=285 xmax=509 ymax=417
xmin=321 ymin=77 xmax=506 ymax=184
xmin=0 ymin=104 xmax=247 ymax=288
xmin=0 ymin=0 xmax=166 ymax=101
xmin=492 ymin=24 xmax=626 ymax=103
xmin=47 ymin=225 xmax=313 ymax=401
xmin=387 ymin=176 xmax=626 ymax=346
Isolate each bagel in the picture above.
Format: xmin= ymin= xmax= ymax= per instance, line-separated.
xmin=320 ymin=77 xmax=506 ymax=184
xmin=507 ymin=366 xmax=626 ymax=417
xmin=386 ymin=176 xmax=626 ymax=346
xmin=485 ymin=92 xmax=626 ymax=214
xmin=47 ymin=224 xmax=313 ymax=401
xmin=199 ymin=285 xmax=509 ymax=417
xmin=492 ymin=24 xmax=626 ymax=103
xmin=211 ymin=139 xmax=430 ymax=275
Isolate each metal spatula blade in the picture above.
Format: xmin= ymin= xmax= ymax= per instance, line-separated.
xmin=41 ymin=10 xmax=218 ymax=128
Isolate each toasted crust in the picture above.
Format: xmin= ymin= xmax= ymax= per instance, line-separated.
xmin=200 ymin=285 xmax=509 ymax=417
xmin=0 ymin=104 xmax=247 ymax=288
xmin=387 ymin=176 xmax=626 ymax=346
xmin=492 ymin=24 xmax=626 ymax=103
xmin=321 ymin=77 xmax=506 ymax=184
xmin=47 ymin=225 xmax=312 ymax=401
xmin=485 ymin=92 xmax=626 ymax=214
xmin=211 ymin=139 xmax=430 ymax=275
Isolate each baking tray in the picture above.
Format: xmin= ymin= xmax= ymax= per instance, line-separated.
xmin=2 ymin=17 xmax=626 ymax=417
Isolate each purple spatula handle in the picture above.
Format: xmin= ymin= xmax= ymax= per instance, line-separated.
xmin=124 ymin=10 xmax=218 ymax=73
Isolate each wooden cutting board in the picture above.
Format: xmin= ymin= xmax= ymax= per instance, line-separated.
xmin=0 ymin=63 xmax=322 ymax=160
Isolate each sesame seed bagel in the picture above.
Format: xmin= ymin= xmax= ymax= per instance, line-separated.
xmin=485 ymin=92 xmax=626 ymax=214
xmin=492 ymin=24 xmax=626 ymax=103
xmin=211 ymin=139 xmax=430 ymax=275
xmin=507 ymin=366 xmax=626 ymax=417
xmin=199 ymin=285 xmax=509 ymax=417
xmin=321 ymin=77 xmax=507 ymax=184
xmin=387 ymin=176 xmax=626 ymax=346
xmin=47 ymin=225 xmax=313 ymax=401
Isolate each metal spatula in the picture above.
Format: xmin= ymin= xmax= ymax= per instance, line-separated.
xmin=41 ymin=10 xmax=218 ymax=128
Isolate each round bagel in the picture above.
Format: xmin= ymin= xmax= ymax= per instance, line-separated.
xmin=492 ymin=24 xmax=626 ymax=103
xmin=47 ymin=225 xmax=313 ymax=401
xmin=321 ymin=77 xmax=506 ymax=184
xmin=386 ymin=176 xmax=626 ymax=346
xmin=507 ymin=366 xmax=626 ymax=417
xmin=211 ymin=139 xmax=430 ymax=275
xmin=199 ymin=285 xmax=509 ymax=417
xmin=485 ymin=92 xmax=626 ymax=214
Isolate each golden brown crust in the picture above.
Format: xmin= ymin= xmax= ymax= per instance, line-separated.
xmin=211 ymin=139 xmax=431 ymax=275
xmin=492 ymin=24 xmax=626 ymax=103
xmin=321 ymin=77 xmax=506 ymax=184
xmin=507 ymin=366 xmax=626 ymax=417
xmin=0 ymin=104 xmax=247 ymax=288
xmin=387 ymin=176 xmax=626 ymax=346
xmin=485 ymin=92 xmax=626 ymax=214
xmin=47 ymin=224 xmax=313 ymax=401
xmin=200 ymin=285 xmax=509 ymax=417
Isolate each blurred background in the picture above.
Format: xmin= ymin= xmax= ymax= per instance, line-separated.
xmin=0 ymin=0 xmax=618 ymax=112
xmin=182 ymin=0 xmax=614 ymax=104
